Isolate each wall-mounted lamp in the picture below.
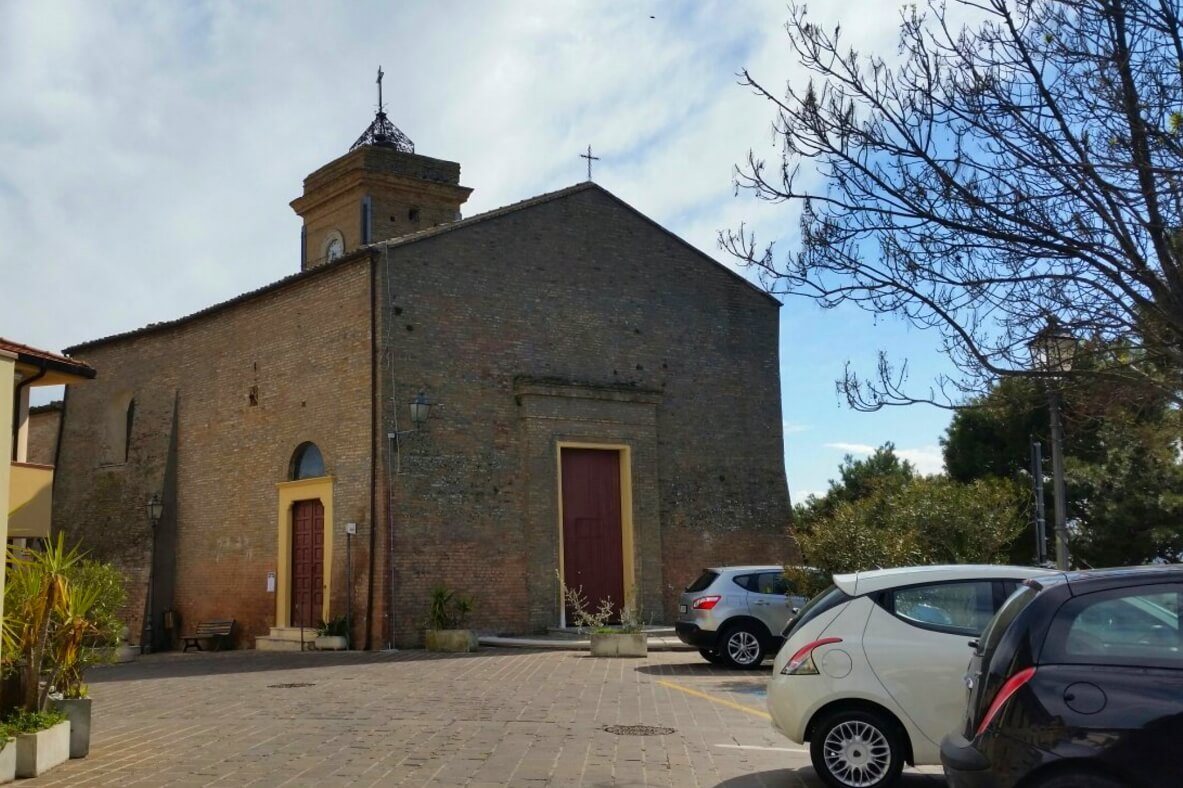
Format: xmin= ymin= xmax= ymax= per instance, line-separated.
xmin=408 ymin=391 xmax=431 ymax=427
xmin=146 ymin=493 xmax=164 ymax=527
xmin=389 ymin=391 xmax=434 ymax=443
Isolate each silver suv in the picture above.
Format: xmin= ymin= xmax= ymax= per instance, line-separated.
xmin=674 ymin=565 xmax=814 ymax=668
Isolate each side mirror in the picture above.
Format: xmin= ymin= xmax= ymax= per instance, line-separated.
xmin=968 ymin=639 xmax=980 ymax=650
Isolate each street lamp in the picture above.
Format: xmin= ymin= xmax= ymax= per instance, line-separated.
xmin=1028 ymin=319 xmax=1077 ymax=570
xmin=143 ymin=494 xmax=163 ymax=653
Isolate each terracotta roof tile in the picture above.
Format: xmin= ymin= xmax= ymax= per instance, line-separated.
xmin=0 ymin=338 xmax=95 ymax=375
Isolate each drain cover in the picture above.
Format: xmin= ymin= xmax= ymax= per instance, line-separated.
xmin=603 ymin=724 xmax=675 ymax=736
xmin=267 ymin=682 xmax=316 ymax=688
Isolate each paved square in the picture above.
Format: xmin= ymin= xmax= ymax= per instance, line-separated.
xmin=27 ymin=649 xmax=946 ymax=787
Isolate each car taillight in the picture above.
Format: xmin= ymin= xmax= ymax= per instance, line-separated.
xmin=975 ymin=667 xmax=1036 ymax=738
xmin=780 ymin=637 xmax=842 ymax=675
xmin=692 ymin=595 xmax=721 ymax=610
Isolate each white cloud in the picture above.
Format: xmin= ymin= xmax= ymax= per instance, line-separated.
xmin=895 ymin=446 xmax=945 ymax=476
xmin=1 ymin=0 xmax=906 ymax=360
xmin=783 ymin=422 xmax=811 ymax=434
xmin=822 ymin=442 xmax=946 ymax=476
xmin=824 ymin=442 xmax=878 ymax=455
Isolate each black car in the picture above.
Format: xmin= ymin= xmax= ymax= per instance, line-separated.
xmin=941 ymin=565 xmax=1183 ymax=788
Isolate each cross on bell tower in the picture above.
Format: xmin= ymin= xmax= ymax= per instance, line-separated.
xmin=350 ymin=65 xmax=414 ymax=153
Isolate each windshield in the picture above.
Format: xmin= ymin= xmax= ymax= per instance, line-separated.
xmin=782 ymin=584 xmax=850 ymax=638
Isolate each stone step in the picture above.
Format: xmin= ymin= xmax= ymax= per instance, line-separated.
xmin=546 ymin=625 xmax=676 ymax=637
xmin=255 ymin=636 xmax=309 ymax=652
xmin=266 ymin=627 xmax=317 ymax=642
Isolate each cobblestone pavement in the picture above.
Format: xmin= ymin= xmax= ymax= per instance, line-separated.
xmin=27 ymin=649 xmax=947 ymax=787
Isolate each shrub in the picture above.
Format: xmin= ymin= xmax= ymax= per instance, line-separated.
xmin=4 ymin=708 xmax=66 ymax=735
xmin=425 ymin=587 xmax=474 ymax=630
xmin=316 ymin=615 xmax=349 ymax=639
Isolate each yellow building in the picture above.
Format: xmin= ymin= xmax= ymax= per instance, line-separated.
xmin=2 ymin=338 xmax=94 ymax=587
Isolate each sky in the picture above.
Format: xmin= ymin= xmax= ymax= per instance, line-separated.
xmin=0 ymin=0 xmax=956 ymax=501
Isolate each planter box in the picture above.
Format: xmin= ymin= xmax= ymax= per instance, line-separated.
xmin=314 ymin=635 xmax=348 ymax=651
xmin=15 ymin=720 xmax=70 ymax=778
xmin=49 ymin=697 xmax=91 ymax=758
xmin=590 ymin=632 xmax=648 ymax=657
xmin=425 ymin=629 xmax=478 ymax=653
xmin=0 ymin=740 xmax=15 ymax=784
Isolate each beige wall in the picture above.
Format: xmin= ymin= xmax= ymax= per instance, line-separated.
xmin=0 ymin=350 xmax=16 ymax=660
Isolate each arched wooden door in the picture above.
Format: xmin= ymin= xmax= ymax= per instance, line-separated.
xmin=561 ymin=448 xmax=624 ymax=621
xmin=291 ymin=499 xmax=324 ymax=628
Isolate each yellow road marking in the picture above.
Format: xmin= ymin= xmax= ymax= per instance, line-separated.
xmin=656 ymin=679 xmax=771 ymax=719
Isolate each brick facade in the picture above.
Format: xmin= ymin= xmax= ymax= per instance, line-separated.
xmin=26 ymin=403 xmax=62 ymax=466
xmin=53 ymin=162 xmax=794 ymax=650
xmin=55 ymin=260 xmax=375 ymax=648
xmin=375 ymin=186 xmax=794 ymax=644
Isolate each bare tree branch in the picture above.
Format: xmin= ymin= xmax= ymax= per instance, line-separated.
xmin=722 ymin=0 xmax=1183 ymax=410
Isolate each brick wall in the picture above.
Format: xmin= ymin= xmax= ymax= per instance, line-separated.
xmin=296 ymin=147 xmax=470 ymax=271
xmin=54 ymin=259 xmax=375 ymax=647
xmin=53 ymin=182 xmax=794 ymax=650
xmin=378 ymin=185 xmax=795 ymax=643
xmin=26 ymin=404 xmax=62 ymax=466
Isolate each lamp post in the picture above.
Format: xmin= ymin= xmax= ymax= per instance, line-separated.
xmin=1028 ymin=320 xmax=1077 ymax=571
xmin=143 ymin=493 xmax=163 ymax=653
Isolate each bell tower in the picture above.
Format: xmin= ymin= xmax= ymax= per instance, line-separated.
xmin=291 ymin=68 xmax=472 ymax=271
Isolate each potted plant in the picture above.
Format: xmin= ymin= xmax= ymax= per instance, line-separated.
xmin=5 ymin=709 xmax=68 ymax=778
xmin=0 ymin=724 xmax=16 ymax=784
xmin=3 ymin=536 xmax=127 ymax=765
xmin=558 ymin=573 xmax=647 ymax=658
xmin=423 ymin=586 xmax=477 ymax=652
xmin=47 ymin=576 xmax=99 ymax=759
xmin=314 ymin=616 xmax=349 ymax=650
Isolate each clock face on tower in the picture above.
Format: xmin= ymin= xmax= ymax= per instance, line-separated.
xmin=324 ymin=235 xmax=344 ymax=262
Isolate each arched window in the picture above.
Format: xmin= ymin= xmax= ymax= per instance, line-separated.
xmin=290 ymin=442 xmax=325 ymax=480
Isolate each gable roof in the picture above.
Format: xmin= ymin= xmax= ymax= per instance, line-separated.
xmin=369 ymin=182 xmax=781 ymax=307
xmin=64 ymin=182 xmax=777 ymax=353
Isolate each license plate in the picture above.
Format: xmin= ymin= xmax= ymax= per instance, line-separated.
xmin=678 ymin=604 xmax=687 ymax=614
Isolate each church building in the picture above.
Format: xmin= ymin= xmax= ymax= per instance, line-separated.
xmin=51 ymin=90 xmax=794 ymax=649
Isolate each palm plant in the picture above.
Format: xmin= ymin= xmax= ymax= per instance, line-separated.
xmin=4 ymin=534 xmax=85 ymax=711
xmin=49 ymin=579 xmax=103 ymax=699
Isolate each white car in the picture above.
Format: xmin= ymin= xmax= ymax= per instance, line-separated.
xmin=767 ymin=565 xmax=1044 ymax=788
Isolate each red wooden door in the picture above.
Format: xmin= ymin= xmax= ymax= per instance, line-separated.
xmin=561 ymin=448 xmax=624 ymax=621
xmin=291 ymin=499 xmax=324 ymax=628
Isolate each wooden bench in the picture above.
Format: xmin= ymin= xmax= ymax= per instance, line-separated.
xmin=181 ymin=620 xmax=235 ymax=652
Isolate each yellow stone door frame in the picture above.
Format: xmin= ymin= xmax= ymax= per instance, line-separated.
xmin=275 ymin=476 xmax=334 ymax=627
xmin=554 ymin=442 xmax=635 ymax=627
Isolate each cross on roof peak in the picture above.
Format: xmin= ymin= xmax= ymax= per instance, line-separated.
xmin=580 ymin=145 xmax=601 ymax=181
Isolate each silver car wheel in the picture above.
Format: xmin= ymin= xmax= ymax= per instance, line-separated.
xmin=821 ymin=720 xmax=891 ymax=787
xmin=726 ymin=630 xmax=760 ymax=665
